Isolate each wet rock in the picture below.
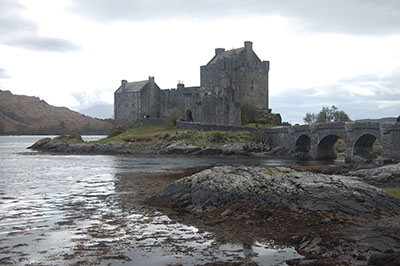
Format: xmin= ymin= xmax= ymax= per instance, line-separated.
xmin=28 ymin=134 xmax=83 ymax=152
xmin=28 ymin=137 xmax=51 ymax=149
xmin=191 ymin=147 xmax=222 ymax=156
xmin=221 ymin=143 xmax=247 ymax=155
xmin=28 ymin=135 xmax=131 ymax=154
xmin=264 ymin=146 xmax=292 ymax=156
xmin=163 ymin=142 xmax=201 ymax=154
xmin=367 ymin=251 xmax=400 ymax=265
xmin=151 ymin=166 xmax=400 ymax=265
xmin=348 ymin=163 xmax=400 ymax=187
xmin=155 ymin=166 xmax=400 ymax=216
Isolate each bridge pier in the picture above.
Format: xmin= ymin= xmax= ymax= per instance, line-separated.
xmin=381 ymin=123 xmax=400 ymax=161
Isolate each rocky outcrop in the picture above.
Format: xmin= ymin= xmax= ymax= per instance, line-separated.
xmin=28 ymin=134 xmax=84 ymax=151
xmin=28 ymin=136 xmax=279 ymax=156
xmin=155 ymin=166 xmax=400 ymax=215
xmin=152 ymin=166 xmax=400 ymax=265
xmin=348 ymin=163 xmax=400 ymax=187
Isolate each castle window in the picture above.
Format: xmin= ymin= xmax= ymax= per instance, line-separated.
xmin=250 ymin=80 xmax=255 ymax=91
xmin=132 ymin=103 xmax=135 ymax=107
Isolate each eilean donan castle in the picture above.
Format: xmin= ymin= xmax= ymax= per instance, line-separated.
xmin=114 ymin=41 xmax=269 ymax=127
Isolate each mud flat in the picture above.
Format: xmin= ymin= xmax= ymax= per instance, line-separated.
xmin=150 ymin=165 xmax=400 ymax=265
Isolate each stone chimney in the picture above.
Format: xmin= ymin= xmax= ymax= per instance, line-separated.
xmin=215 ymin=48 xmax=225 ymax=55
xmin=148 ymin=76 xmax=154 ymax=83
xmin=121 ymin=80 xmax=127 ymax=86
xmin=244 ymin=41 xmax=253 ymax=51
xmin=177 ymin=80 xmax=185 ymax=89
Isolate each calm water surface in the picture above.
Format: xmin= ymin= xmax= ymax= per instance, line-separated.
xmin=0 ymin=136 xmax=303 ymax=265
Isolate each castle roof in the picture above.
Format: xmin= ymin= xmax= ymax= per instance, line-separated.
xmin=207 ymin=47 xmax=244 ymax=65
xmin=115 ymin=80 xmax=148 ymax=94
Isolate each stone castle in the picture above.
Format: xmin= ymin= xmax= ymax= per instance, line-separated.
xmin=114 ymin=41 xmax=270 ymax=127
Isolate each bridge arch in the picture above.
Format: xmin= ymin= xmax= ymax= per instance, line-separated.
xmin=295 ymin=135 xmax=311 ymax=159
xmin=316 ymin=134 xmax=345 ymax=160
xmin=353 ymin=133 xmax=381 ymax=162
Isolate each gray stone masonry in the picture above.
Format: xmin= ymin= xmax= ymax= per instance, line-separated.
xmin=114 ymin=41 xmax=269 ymax=128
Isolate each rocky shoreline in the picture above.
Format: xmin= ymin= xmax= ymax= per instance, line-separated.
xmin=28 ymin=134 xmax=291 ymax=157
xmin=27 ymin=134 xmax=400 ymax=264
xmin=150 ymin=165 xmax=400 ymax=265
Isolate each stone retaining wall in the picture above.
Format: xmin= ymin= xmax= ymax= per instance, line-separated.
xmin=176 ymin=121 xmax=257 ymax=132
xmin=131 ymin=118 xmax=165 ymax=127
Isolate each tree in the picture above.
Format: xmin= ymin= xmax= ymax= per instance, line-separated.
xmin=303 ymin=112 xmax=316 ymax=124
xmin=333 ymin=110 xmax=350 ymax=122
xmin=304 ymin=106 xmax=350 ymax=124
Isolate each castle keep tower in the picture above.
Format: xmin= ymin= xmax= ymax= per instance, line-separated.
xmin=200 ymin=41 xmax=269 ymax=110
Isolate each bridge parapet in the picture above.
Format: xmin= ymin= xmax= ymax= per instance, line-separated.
xmin=348 ymin=121 xmax=380 ymax=130
xmin=290 ymin=125 xmax=310 ymax=135
xmin=311 ymin=122 xmax=346 ymax=131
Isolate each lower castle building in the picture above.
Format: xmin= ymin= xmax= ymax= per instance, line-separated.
xmin=114 ymin=41 xmax=269 ymax=127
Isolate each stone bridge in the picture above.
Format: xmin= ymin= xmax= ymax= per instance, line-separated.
xmin=260 ymin=122 xmax=400 ymax=163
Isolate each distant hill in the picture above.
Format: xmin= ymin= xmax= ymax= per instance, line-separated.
xmin=356 ymin=117 xmax=397 ymax=122
xmin=79 ymin=103 xmax=113 ymax=119
xmin=0 ymin=90 xmax=114 ymax=135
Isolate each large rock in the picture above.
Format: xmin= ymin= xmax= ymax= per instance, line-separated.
xmin=28 ymin=137 xmax=51 ymax=149
xmin=163 ymin=142 xmax=201 ymax=154
xmin=348 ymin=163 xmax=400 ymax=187
xmin=28 ymin=134 xmax=83 ymax=152
xmin=155 ymin=166 xmax=400 ymax=215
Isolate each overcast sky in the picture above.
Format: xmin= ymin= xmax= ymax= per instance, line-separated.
xmin=0 ymin=0 xmax=399 ymax=123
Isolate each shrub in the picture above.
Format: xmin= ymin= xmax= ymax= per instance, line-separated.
xmin=210 ymin=131 xmax=225 ymax=143
xmin=109 ymin=125 xmax=125 ymax=137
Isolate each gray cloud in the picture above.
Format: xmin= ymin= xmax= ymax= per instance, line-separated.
xmin=5 ymin=37 xmax=79 ymax=52
xmin=68 ymin=0 xmax=400 ymax=35
xmin=70 ymin=91 xmax=113 ymax=119
xmin=272 ymin=71 xmax=400 ymax=124
xmin=0 ymin=67 xmax=9 ymax=79
xmin=0 ymin=0 xmax=79 ymax=52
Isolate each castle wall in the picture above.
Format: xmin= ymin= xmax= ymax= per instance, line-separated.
xmin=160 ymin=87 xmax=199 ymax=121
xmin=114 ymin=91 xmax=141 ymax=126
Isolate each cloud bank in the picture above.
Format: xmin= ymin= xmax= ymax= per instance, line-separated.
xmin=68 ymin=0 xmax=400 ymax=35
xmin=272 ymin=70 xmax=400 ymax=123
xmin=0 ymin=0 xmax=79 ymax=52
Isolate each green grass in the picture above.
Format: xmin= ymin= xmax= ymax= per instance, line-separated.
xmin=384 ymin=188 xmax=400 ymax=198
xmin=93 ymin=124 xmax=259 ymax=147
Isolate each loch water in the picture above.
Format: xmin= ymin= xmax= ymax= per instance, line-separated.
xmin=0 ymin=135 xmax=304 ymax=265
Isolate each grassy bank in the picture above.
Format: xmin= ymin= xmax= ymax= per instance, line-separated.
xmin=95 ymin=125 xmax=261 ymax=147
